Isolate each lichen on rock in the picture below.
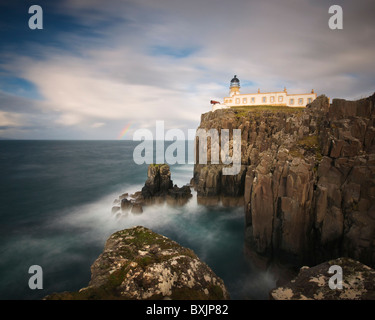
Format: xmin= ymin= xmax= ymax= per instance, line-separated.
xmin=44 ymin=226 xmax=229 ymax=300
xmin=270 ymin=257 xmax=375 ymax=300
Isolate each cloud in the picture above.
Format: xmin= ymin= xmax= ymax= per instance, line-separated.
xmin=1 ymin=0 xmax=375 ymax=139
xmin=91 ymin=122 xmax=106 ymax=128
xmin=0 ymin=111 xmax=23 ymax=127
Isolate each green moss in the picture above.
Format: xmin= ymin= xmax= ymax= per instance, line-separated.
xmin=112 ymin=227 xmax=198 ymax=268
xmin=289 ymin=148 xmax=304 ymax=159
xmin=234 ymin=111 xmax=249 ymax=118
xmin=117 ymin=246 xmax=135 ymax=259
xmin=231 ymin=105 xmax=305 ymax=117
xmin=107 ymin=264 xmax=130 ymax=288
xmin=292 ymin=135 xmax=323 ymax=162
xmin=136 ymin=256 xmax=153 ymax=269
xmin=130 ymin=230 xmax=169 ymax=249
xmin=297 ymin=135 xmax=319 ymax=148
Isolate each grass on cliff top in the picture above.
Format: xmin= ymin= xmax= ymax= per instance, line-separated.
xmin=230 ymin=105 xmax=305 ymax=117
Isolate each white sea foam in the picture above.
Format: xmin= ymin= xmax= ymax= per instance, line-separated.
xmin=31 ymin=166 xmax=276 ymax=299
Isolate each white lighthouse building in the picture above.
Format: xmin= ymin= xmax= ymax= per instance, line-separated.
xmin=212 ymin=75 xmax=317 ymax=111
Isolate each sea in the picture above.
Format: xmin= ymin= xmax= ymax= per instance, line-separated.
xmin=0 ymin=140 xmax=276 ymax=300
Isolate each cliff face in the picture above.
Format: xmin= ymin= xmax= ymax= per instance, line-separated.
xmin=193 ymin=94 xmax=375 ymax=268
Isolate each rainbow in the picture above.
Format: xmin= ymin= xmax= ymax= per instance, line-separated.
xmin=117 ymin=122 xmax=132 ymax=140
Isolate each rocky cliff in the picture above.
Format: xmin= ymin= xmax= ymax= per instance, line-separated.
xmin=112 ymin=164 xmax=192 ymax=217
xmin=45 ymin=226 xmax=229 ymax=300
xmin=192 ymin=94 xmax=375 ymax=268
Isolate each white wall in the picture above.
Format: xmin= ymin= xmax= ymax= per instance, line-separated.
xmin=212 ymin=104 xmax=229 ymax=111
xmin=285 ymin=94 xmax=316 ymax=107
xmin=223 ymin=91 xmax=317 ymax=107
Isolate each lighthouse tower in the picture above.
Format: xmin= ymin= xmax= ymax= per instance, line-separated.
xmin=229 ymin=75 xmax=240 ymax=97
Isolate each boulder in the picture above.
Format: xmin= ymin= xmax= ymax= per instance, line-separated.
xmin=270 ymin=257 xmax=375 ymax=300
xmin=44 ymin=226 xmax=229 ymax=300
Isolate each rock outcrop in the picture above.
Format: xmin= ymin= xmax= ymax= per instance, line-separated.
xmin=45 ymin=226 xmax=229 ymax=300
xmin=112 ymin=164 xmax=192 ymax=216
xmin=193 ymin=94 xmax=375 ymax=268
xmin=142 ymin=164 xmax=173 ymax=198
xmin=270 ymin=257 xmax=375 ymax=300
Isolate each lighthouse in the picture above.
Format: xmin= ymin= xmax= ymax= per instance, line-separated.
xmin=222 ymin=75 xmax=317 ymax=108
xmin=229 ymin=75 xmax=240 ymax=97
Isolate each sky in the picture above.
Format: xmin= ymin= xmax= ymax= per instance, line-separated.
xmin=0 ymin=0 xmax=374 ymax=140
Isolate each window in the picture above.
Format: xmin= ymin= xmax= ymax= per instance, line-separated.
xmin=308 ymin=98 xmax=312 ymax=104
xmin=298 ymin=98 xmax=304 ymax=105
xmin=262 ymin=96 xmax=267 ymax=103
xmin=229 ymin=99 xmax=232 ymax=103
xmin=243 ymin=98 xmax=247 ymax=104
xmin=235 ymin=98 xmax=240 ymax=104
xmin=290 ymin=98 xmax=294 ymax=105
xmin=251 ymin=97 xmax=255 ymax=103
xmin=278 ymin=96 xmax=283 ymax=102
xmin=270 ymin=96 xmax=275 ymax=103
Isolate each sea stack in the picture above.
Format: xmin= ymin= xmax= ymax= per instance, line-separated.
xmin=112 ymin=164 xmax=192 ymax=216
